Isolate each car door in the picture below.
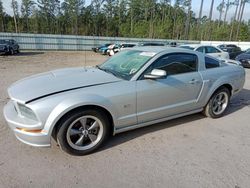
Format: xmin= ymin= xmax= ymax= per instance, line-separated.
xmin=205 ymin=46 xmax=223 ymax=58
xmin=136 ymin=53 xmax=203 ymax=123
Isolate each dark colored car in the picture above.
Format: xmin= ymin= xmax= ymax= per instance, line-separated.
xmin=92 ymin=43 xmax=112 ymax=53
xmin=120 ymin=43 xmax=136 ymax=48
xmin=235 ymin=49 xmax=250 ymax=68
xmin=0 ymin=39 xmax=20 ymax=55
xmin=138 ymin=42 xmax=165 ymax=47
xmin=166 ymin=41 xmax=177 ymax=47
xmin=217 ymin=44 xmax=242 ymax=59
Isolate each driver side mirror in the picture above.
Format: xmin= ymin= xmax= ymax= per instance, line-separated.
xmin=144 ymin=69 xmax=167 ymax=79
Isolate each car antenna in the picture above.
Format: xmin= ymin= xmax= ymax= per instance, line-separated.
xmin=84 ymin=43 xmax=87 ymax=72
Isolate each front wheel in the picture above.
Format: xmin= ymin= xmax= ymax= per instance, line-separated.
xmin=56 ymin=109 xmax=110 ymax=155
xmin=9 ymin=48 xmax=14 ymax=55
xmin=203 ymin=87 xmax=230 ymax=118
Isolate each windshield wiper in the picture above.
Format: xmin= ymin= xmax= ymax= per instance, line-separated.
xmin=96 ymin=65 xmax=121 ymax=78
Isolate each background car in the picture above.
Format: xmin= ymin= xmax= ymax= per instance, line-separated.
xmin=0 ymin=39 xmax=20 ymax=55
xmin=4 ymin=47 xmax=245 ymax=155
xmin=179 ymin=44 xmax=229 ymax=59
xmin=217 ymin=44 xmax=242 ymax=59
xmin=98 ymin=44 xmax=115 ymax=55
xmin=166 ymin=41 xmax=177 ymax=47
xmin=107 ymin=43 xmax=136 ymax=56
xmin=138 ymin=42 xmax=165 ymax=47
xmin=92 ymin=43 xmax=112 ymax=53
xmin=235 ymin=48 xmax=250 ymax=68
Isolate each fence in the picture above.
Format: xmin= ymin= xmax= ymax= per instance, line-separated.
xmin=0 ymin=32 xmax=199 ymax=51
xmin=1 ymin=32 xmax=249 ymax=51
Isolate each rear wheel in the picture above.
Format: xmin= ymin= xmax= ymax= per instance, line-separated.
xmin=57 ymin=109 xmax=110 ymax=155
xmin=203 ymin=87 xmax=230 ymax=118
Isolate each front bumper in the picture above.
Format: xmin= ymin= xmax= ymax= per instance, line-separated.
xmin=3 ymin=101 xmax=51 ymax=147
xmin=0 ymin=49 xmax=8 ymax=53
xmin=240 ymin=60 xmax=250 ymax=68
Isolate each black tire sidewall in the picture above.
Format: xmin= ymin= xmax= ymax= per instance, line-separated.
xmin=9 ymin=48 xmax=14 ymax=55
xmin=57 ymin=109 xmax=110 ymax=155
xmin=206 ymin=87 xmax=230 ymax=118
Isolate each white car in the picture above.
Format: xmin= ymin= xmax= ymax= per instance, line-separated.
xmin=180 ymin=44 xmax=230 ymax=59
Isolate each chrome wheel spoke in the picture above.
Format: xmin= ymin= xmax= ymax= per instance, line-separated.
xmin=88 ymin=133 xmax=97 ymax=142
xmin=217 ymin=105 xmax=222 ymax=112
xmin=213 ymin=105 xmax=219 ymax=112
xmin=75 ymin=135 xmax=84 ymax=146
xmin=79 ymin=118 xmax=87 ymax=130
xmin=212 ymin=92 xmax=228 ymax=115
xmin=66 ymin=115 xmax=104 ymax=151
xmin=218 ymin=94 xmax=223 ymax=101
xmin=70 ymin=128 xmax=82 ymax=136
xmin=88 ymin=120 xmax=99 ymax=131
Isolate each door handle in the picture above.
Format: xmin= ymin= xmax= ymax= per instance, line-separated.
xmin=188 ymin=79 xmax=200 ymax=84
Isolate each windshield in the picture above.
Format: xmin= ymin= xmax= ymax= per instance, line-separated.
xmin=0 ymin=40 xmax=6 ymax=44
xmin=98 ymin=50 xmax=155 ymax=80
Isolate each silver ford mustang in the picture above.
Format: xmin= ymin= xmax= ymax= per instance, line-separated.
xmin=3 ymin=47 xmax=245 ymax=155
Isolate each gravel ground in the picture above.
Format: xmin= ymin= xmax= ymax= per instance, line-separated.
xmin=0 ymin=51 xmax=250 ymax=188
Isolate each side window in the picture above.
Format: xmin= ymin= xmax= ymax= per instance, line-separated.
xmin=196 ymin=47 xmax=205 ymax=53
xmin=205 ymin=56 xmax=220 ymax=69
xmin=206 ymin=47 xmax=220 ymax=53
xmin=149 ymin=53 xmax=198 ymax=76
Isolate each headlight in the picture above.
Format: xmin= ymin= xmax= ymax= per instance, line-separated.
xmin=17 ymin=103 xmax=37 ymax=121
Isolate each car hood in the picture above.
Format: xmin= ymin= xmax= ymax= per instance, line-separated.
xmin=0 ymin=44 xmax=8 ymax=47
xmin=236 ymin=53 xmax=250 ymax=60
xmin=8 ymin=67 xmax=122 ymax=104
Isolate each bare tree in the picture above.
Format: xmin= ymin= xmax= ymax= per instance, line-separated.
xmin=229 ymin=0 xmax=239 ymax=40
xmin=217 ymin=0 xmax=225 ymax=27
xmin=11 ymin=0 xmax=19 ymax=33
xmin=0 ymin=0 xmax=4 ymax=32
xmin=206 ymin=0 xmax=214 ymax=40
xmin=21 ymin=0 xmax=35 ymax=32
xmin=235 ymin=0 xmax=249 ymax=40
xmin=223 ymin=0 xmax=232 ymax=26
xmin=197 ymin=0 xmax=204 ymax=40
xmin=184 ymin=0 xmax=192 ymax=39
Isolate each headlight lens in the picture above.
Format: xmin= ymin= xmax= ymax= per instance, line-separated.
xmin=17 ymin=103 xmax=37 ymax=121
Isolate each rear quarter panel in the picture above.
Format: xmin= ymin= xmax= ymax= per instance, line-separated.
xmin=199 ymin=64 xmax=245 ymax=106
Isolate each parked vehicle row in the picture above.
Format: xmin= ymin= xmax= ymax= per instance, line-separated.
xmin=92 ymin=42 xmax=176 ymax=56
xmin=179 ymin=44 xmax=230 ymax=59
xmin=0 ymin=39 xmax=20 ymax=55
xmin=235 ymin=48 xmax=250 ymax=68
xmin=217 ymin=44 xmax=242 ymax=60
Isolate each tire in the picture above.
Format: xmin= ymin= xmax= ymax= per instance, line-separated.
xmin=203 ymin=87 xmax=230 ymax=118
xmin=56 ymin=109 xmax=111 ymax=155
xmin=9 ymin=48 xmax=14 ymax=55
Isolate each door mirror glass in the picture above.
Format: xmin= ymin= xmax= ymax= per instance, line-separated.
xmin=144 ymin=69 xmax=167 ymax=79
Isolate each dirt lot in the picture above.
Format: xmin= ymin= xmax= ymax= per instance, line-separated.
xmin=0 ymin=51 xmax=250 ymax=188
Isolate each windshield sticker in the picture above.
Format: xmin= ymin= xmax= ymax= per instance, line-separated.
xmin=139 ymin=52 xmax=156 ymax=57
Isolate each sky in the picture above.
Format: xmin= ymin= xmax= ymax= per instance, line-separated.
xmin=2 ymin=0 xmax=250 ymax=22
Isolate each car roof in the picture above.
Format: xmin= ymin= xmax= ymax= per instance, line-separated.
xmin=180 ymin=44 xmax=218 ymax=48
xmin=131 ymin=46 xmax=199 ymax=54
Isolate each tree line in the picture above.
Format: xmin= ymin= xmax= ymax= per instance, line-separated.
xmin=0 ymin=0 xmax=250 ymax=41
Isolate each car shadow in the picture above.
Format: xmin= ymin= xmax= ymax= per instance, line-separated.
xmin=0 ymin=51 xmax=44 ymax=56
xmin=14 ymin=51 xmax=45 ymax=56
xmin=99 ymin=88 xmax=250 ymax=152
xmin=99 ymin=113 xmax=205 ymax=152
xmin=226 ymin=88 xmax=250 ymax=115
